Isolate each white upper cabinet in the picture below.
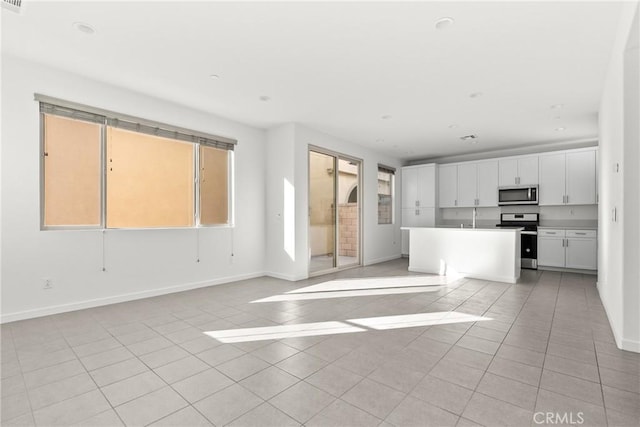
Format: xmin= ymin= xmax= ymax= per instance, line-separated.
xmin=566 ymin=150 xmax=596 ymax=205
xmin=456 ymin=163 xmax=477 ymax=207
xmin=517 ymin=156 xmax=539 ymax=185
xmin=417 ymin=165 xmax=436 ymax=208
xmin=455 ymin=161 xmax=499 ymax=207
xmin=539 ymin=148 xmax=596 ymax=206
xmin=499 ymin=156 xmax=539 ymax=186
xmin=539 ymin=153 xmax=566 ymax=205
xmin=402 ymin=164 xmax=435 ymax=209
xmin=438 ymin=164 xmax=458 ymax=208
xmin=476 ymin=160 xmax=499 ymax=206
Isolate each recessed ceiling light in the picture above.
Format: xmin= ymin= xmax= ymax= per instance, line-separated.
xmin=435 ymin=17 xmax=455 ymax=30
xmin=381 ymin=115 xmax=392 ymax=120
xmin=469 ymin=92 xmax=483 ymax=99
xmin=448 ymin=124 xmax=458 ymax=129
xmin=551 ymin=104 xmax=564 ymax=109
xmin=209 ymin=74 xmax=220 ymax=80
xmin=259 ymin=95 xmax=271 ymax=102
xmin=73 ymin=22 xmax=95 ymax=35
xmin=555 ymin=127 xmax=566 ymax=131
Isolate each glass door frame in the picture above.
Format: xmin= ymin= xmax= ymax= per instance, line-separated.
xmin=308 ymin=145 xmax=362 ymax=276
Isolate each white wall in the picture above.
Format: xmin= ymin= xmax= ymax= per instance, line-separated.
xmin=598 ymin=2 xmax=640 ymax=352
xmin=265 ymin=124 xmax=299 ymax=280
xmin=265 ymin=124 xmax=403 ymax=279
xmin=1 ymin=56 xmax=267 ymax=322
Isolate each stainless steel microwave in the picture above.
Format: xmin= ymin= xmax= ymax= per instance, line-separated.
xmin=498 ymin=186 xmax=538 ymax=205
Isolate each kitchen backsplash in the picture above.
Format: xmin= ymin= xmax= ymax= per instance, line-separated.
xmin=439 ymin=205 xmax=598 ymax=227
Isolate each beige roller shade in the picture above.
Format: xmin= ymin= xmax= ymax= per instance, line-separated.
xmin=106 ymin=127 xmax=194 ymax=228
xmin=43 ymin=114 xmax=101 ymax=226
xmin=199 ymin=145 xmax=229 ymax=225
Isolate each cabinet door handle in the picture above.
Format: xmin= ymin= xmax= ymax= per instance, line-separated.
xmin=415 ymin=209 xmax=420 ymax=216
xmin=565 ymin=195 xmax=569 ymax=204
xmin=575 ymin=232 xmax=586 ymax=235
xmin=415 ymin=200 xmax=419 ymax=207
xmin=547 ymin=232 xmax=557 ymax=235
xmin=455 ymin=199 xmax=458 ymax=206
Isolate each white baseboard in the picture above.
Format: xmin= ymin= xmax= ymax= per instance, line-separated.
xmin=596 ymin=281 xmax=640 ymax=353
xmin=1 ymin=271 xmax=264 ymax=324
xmin=265 ymin=271 xmax=308 ymax=282
xmin=364 ymin=254 xmax=402 ymax=266
xmin=621 ymin=337 xmax=640 ymax=353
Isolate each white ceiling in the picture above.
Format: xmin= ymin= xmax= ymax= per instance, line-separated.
xmin=1 ymin=1 xmax=625 ymax=160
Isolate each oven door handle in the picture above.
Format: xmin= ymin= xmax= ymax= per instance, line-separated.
xmin=521 ymin=231 xmax=538 ymax=235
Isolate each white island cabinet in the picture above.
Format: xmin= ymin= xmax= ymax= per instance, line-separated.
xmin=403 ymin=227 xmax=521 ymax=284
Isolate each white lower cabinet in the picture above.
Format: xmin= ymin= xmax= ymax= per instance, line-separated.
xmin=401 ymin=208 xmax=435 ymax=255
xmin=538 ymin=229 xmax=597 ymax=270
xmin=538 ymin=232 xmax=565 ymax=267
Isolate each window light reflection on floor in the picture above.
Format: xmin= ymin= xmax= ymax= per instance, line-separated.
xmin=347 ymin=311 xmax=492 ymax=331
xmin=204 ymin=311 xmax=491 ymax=343
xmin=251 ymin=285 xmax=443 ymax=303
xmin=204 ymin=321 xmax=366 ymax=343
xmin=286 ymin=276 xmax=462 ymax=294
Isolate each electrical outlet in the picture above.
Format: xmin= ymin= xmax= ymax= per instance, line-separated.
xmin=43 ymin=279 xmax=52 ymax=290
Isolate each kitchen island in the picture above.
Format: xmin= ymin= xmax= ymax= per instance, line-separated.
xmin=402 ymin=227 xmax=521 ymax=284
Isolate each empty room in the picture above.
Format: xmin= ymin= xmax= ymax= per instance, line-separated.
xmin=1 ymin=1 xmax=639 ymax=426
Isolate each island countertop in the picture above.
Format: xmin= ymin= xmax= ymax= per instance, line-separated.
xmin=401 ymin=226 xmax=522 ymax=232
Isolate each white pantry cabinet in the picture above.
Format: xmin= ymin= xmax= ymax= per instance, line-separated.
xmin=401 ymin=164 xmax=437 ymax=256
xmin=401 ymin=208 xmax=435 ymax=255
xmin=538 ymin=229 xmax=597 ymax=270
xmin=438 ymin=164 xmax=458 ymax=208
xmin=539 ymin=149 xmax=596 ymax=206
xmin=499 ymin=155 xmax=539 ymax=186
xmin=402 ymin=164 xmax=436 ymax=209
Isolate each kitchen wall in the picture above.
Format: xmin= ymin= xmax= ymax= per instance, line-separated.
xmin=1 ymin=55 xmax=267 ymax=322
xmin=598 ymin=1 xmax=640 ymax=352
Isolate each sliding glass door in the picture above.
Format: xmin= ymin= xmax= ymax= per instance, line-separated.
xmin=309 ymin=148 xmax=361 ymax=274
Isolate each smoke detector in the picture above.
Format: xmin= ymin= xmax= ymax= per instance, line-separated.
xmin=2 ymin=0 xmax=23 ymax=13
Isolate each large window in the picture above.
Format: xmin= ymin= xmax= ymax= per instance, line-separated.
xmin=377 ymin=165 xmax=395 ymax=224
xmin=39 ymin=96 xmax=235 ymax=229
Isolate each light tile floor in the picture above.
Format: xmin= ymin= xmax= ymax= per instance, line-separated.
xmin=1 ymin=259 xmax=639 ymax=426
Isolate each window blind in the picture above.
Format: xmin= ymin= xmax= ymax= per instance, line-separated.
xmin=35 ymin=93 xmax=237 ymax=151
xmin=378 ymin=164 xmax=396 ymax=175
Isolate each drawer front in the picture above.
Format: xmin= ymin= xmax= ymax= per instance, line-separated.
xmin=539 ymin=229 xmax=565 ymax=237
xmin=566 ymin=230 xmax=597 ymax=239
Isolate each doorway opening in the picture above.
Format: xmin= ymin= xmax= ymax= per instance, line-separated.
xmin=309 ymin=149 xmax=361 ymax=274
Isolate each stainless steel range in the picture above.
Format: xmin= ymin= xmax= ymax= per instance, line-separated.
xmin=496 ymin=213 xmax=539 ymax=270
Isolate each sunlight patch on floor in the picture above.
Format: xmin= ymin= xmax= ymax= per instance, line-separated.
xmin=286 ymin=275 xmax=461 ymax=294
xmin=204 ymin=321 xmax=366 ymax=343
xmin=251 ymin=285 xmax=443 ymax=303
xmin=204 ymin=311 xmax=489 ymax=343
xmin=348 ymin=311 xmax=492 ymax=330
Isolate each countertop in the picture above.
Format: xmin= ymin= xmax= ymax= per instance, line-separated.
xmin=402 ymin=226 xmax=522 ymax=232
xmin=538 ymin=224 xmax=598 ymax=230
